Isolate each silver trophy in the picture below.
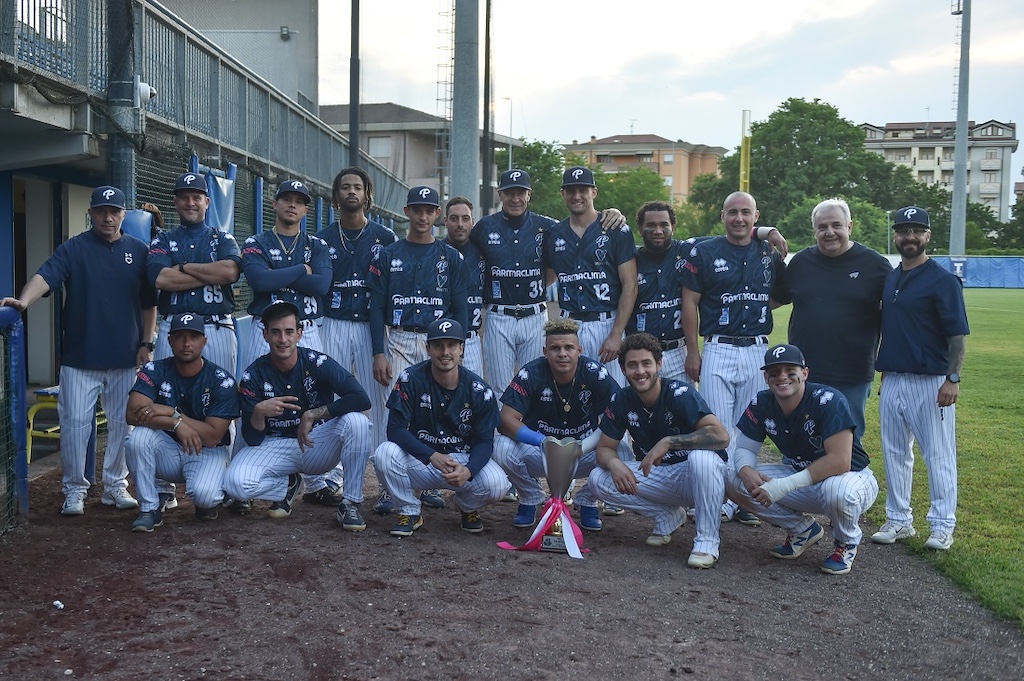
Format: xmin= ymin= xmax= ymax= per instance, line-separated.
xmin=540 ymin=436 xmax=582 ymax=552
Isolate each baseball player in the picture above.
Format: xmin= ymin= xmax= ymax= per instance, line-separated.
xmin=318 ymin=166 xmax=398 ymax=451
xmin=871 ymin=206 xmax=969 ymax=551
xmin=731 ymin=344 xmax=879 ymax=575
xmin=680 ymin=191 xmax=787 ymax=525
xmin=372 ymin=318 xmax=507 ymax=536
xmin=773 ymin=198 xmax=892 ymax=438
xmin=240 ymin=179 xmax=342 ymax=504
xmin=470 ymin=169 xmax=626 ymax=395
xmin=442 ymin=196 xmax=485 ymax=376
xmin=492 ymin=319 xmax=620 ymax=531
xmin=147 ymin=172 xmax=240 ymax=373
xmin=224 ymin=301 xmax=374 ymax=527
xmin=545 ymin=166 xmax=636 ymax=387
xmin=588 ymin=333 xmax=730 ymax=568
xmin=2 ymin=186 xmax=157 ymax=515
xmin=125 ymin=313 xmax=240 ymax=531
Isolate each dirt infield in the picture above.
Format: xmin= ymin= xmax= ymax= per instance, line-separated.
xmin=2 ymin=462 xmax=1023 ymax=681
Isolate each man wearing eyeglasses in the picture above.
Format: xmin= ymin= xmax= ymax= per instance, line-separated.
xmin=871 ymin=206 xmax=969 ymax=552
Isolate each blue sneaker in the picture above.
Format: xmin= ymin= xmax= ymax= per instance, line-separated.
xmin=769 ymin=521 xmax=824 ymax=559
xmin=390 ymin=514 xmax=423 ymax=537
xmin=131 ymin=509 xmax=163 ymax=533
xmin=579 ymin=505 xmax=602 ymax=532
xmin=513 ymin=504 xmax=537 ymax=528
xmin=373 ymin=490 xmax=395 ymax=515
xmin=820 ymin=541 xmax=858 ymax=575
xmin=419 ymin=489 xmax=446 ymax=509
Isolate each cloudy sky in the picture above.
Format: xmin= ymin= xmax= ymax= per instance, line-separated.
xmin=320 ymin=0 xmax=1023 ymax=204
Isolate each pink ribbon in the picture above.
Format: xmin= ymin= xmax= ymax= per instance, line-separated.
xmin=497 ymin=497 xmax=587 ymax=559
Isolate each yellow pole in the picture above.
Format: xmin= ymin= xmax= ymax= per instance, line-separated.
xmin=739 ymin=109 xmax=751 ymax=192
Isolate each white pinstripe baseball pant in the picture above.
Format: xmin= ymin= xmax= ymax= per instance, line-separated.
xmin=482 ymin=310 xmax=546 ymax=394
xmin=730 ymin=465 xmax=879 ymax=544
xmin=491 ymin=434 xmax=599 ymax=508
xmin=587 ymin=450 xmax=727 ymax=556
xmin=155 ymin=318 xmax=237 ymax=377
xmin=387 ymin=329 xmax=428 ymax=386
xmin=879 ymin=373 xmax=958 ymax=533
xmin=699 ymin=339 xmax=768 ymax=461
xmin=321 ymin=317 xmax=389 ymax=449
xmin=660 ymin=346 xmax=692 ymax=386
xmin=224 ymin=412 xmax=372 ymax=503
xmin=463 ymin=332 xmax=484 ymax=377
xmin=58 ymin=365 xmax=135 ymax=497
xmin=372 ymin=442 xmax=507 ymax=515
xmin=125 ymin=426 xmax=230 ymax=513
xmin=573 ymin=315 xmax=625 ymax=386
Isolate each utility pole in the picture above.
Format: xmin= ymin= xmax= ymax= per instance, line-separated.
xmin=950 ymin=0 xmax=970 ymax=255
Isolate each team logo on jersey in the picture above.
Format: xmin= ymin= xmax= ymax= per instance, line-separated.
xmin=849 ymin=271 xmax=860 ymax=279
xmin=143 ymin=361 xmax=155 ymax=371
xmin=815 ymin=388 xmax=835 ymax=405
xmin=540 ymin=388 xmax=553 ymax=402
xmin=554 ymin=238 xmax=567 ymax=252
xmin=803 ymin=419 xmax=817 ymax=437
xmin=487 ymin=232 xmax=501 ymax=245
xmin=168 ymin=240 xmax=179 ymax=252
xmin=201 ymin=391 xmax=211 ymax=408
xmin=242 ymin=370 xmax=251 ymax=381
xmin=673 ymin=385 xmax=687 ymax=397
xmin=764 ymin=418 xmax=778 ymax=436
xmin=371 ymin=243 xmax=384 ymax=258
xmin=472 ymin=381 xmax=486 ymax=392
xmin=637 ymin=272 xmax=648 ymax=286
xmin=627 ymin=411 xmax=640 ymax=427
xmin=436 ymin=259 xmax=449 ymax=273
xmin=220 ymin=377 xmax=234 ymax=389
xmin=311 ymin=351 xmax=327 ymax=367
xmin=596 ymin=235 xmax=609 ymax=248
xmin=159 ymin=382 xmax=172 ymax=399
xmin=713 ymin=258 xmax=728 ymax=272
xmin=390 ymin=258 xmax=404 ymax=272
xmin=596 ymin=367 xmax=608 ymax=380
xmin=664 ymin=411 xmax=674 ymax=425
xmin=399 ymin=370 xmax=409 ymax=383
xmin=578 ymin=388 xmax=592 ymax=407
xmin=269 ymin=248 xmax=282 ymax=261
xmin=328 ymin=246 xmax=337 ymax=259
xmin=303 ymin=247 xmax=312 ymax=264
xmin=263 ymin=382 xmax=274 ymax=397
xmin=420 ymin=393 xmax=432 ymax=408
xmin=517 ymin=368 xmax=530 ymax=381
xmin=290 ymin=181 xmax=306 ymax=192
xmin=675 ymin=258 xmax=687 ymax=272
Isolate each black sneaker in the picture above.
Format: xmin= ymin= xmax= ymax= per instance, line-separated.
xmin=337 ymin=501 xmax=367 ymax=532
xmin=734 ymin=508 xmax=762 ymax=526
xmin=460 ymin=509 xmax=484 ymax=533
xmin=267 ymin=474 xmax=302 ymax=519
xmin=303 ymin=479 xmax=344 ymax=506
xmin=195 ymin=506 xmax=219 ymax=521
xmin=223 ymin=497 xmax=252 ymax=515
xmin=419 ymin=489 xmax=446 ymax=509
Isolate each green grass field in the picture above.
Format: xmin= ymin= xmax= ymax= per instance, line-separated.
xmin=770 ymin=288 xmax=1024 ymax=627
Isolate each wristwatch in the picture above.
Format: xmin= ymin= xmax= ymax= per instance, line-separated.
xmin=140 ymin=341 xmax=154 ymax=351
xmin=946 ymin=373 xmax=961 ymax=384
xmin=178 ymin=262 xmax=187 ymax=273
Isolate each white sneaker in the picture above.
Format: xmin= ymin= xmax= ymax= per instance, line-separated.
xmin=646 ymin=534 xmax=672 ymax=547
xmin=61 ymin=492 xmax=85 ymax=516
xmin=687 ymin=551 xmax=717 ymax=569
xmin=870 ymin=521 xmax=916 ymax=544
xmin=923 ymin=531 xmax=954 ymax=550
xmin=101 ymin=488 xmax=139 ymax=510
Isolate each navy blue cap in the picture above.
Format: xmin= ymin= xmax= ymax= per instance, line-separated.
xmin=561 ymin=166 xmax=596 ymax=188
xmin=407 ymin=186 xmax=441 ymax=207
xmin=762 ymin=344 xmax=807 ymax=370
xmin=498 ymin=169 xmax=532 ymax=191
xmin=169 ymin=312 xmax=206 ymax=335
xmin=174 ymin=172 xmax=207 ymax=194
xmin=893 ymin=206 xmax=930 ymax=229
xmin=426 ymin=318 xmax=464 ymax=342
xmin=275 ymin=179 xmax=312 ymax=203
xmin=90 ymin=186 xmax=126 ymax=209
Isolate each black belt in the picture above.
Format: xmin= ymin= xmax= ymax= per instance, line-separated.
xmin=706 ymin=335 xmax=768 ymax=347
xmin=660 ymin=339 xmax=685 ymax=351
xmin=563 ymin=310 xmax=615 ymax=323
xmin=391 ymin=325 xmax=427 ymax=333
xmin=489 ymin=303 xmax=545 ymax=319
xmin=164 ymin=314 xmax=234 ymax=328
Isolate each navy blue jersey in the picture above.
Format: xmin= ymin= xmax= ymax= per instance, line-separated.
xmin=367 ymin=239 xmax=468 ymax=353
xmin=680 ymin=236 xmax=786 ymax=337
xmin=238 ymin=347 xmax=369 ymax=439
xmin=469 ymin=211 xmax=554 ymax=305
xmin=319 ymin=219 xmax=398 ymax=321
xmin=629 ymin=240 xmax=691 ymax=340
xmin=444 ymin=237 xmax=485 ymax=333
xmin=501 ymin=355 xmax=618 ymax=439
xmin=132 ymin=357 xmax=240 ymax=446
xmin=875 ymin=259 xmax=969 ymax=375
xmin=387 ymin=361 xmax=498 ymax=456
xmin=737 ymin=382 xmax=870 ymax=472
xmin=545 ymin=216 xmax=636 ymax=314
xmin=35 ymin=229 xmax=157 ymax=370
xmin=241 ymin=230 xmax=332 ymax=320
xmin=600 ymin=380 xmax=725 ymax=463
xmin=146 ymin=223 xmax=240 ymax=316
xmin=774 ymin=242 xmax=892 ymax=384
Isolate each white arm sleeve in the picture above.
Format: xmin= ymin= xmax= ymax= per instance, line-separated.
xmin=580 ymin=429 xmax=602 ymax=455
xmin=733 ymin=433 xmax=763 ymax=472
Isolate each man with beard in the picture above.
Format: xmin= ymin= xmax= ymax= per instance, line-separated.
xmin=443 ymin=196 xmax=485 ymax=376
xmin=871 ymin=206 xmax=968 ymax=551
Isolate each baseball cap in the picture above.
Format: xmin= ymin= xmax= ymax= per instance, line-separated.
xmin=761 ymin=344 xmax=806 ymax=370
xmin=275 ymin=179 xmax=312 ymax=204
xmin=426 ymin=318 xmax=464 ymax=342
xmin=174 ymin=172 xmax=208 ymax=194
xmin=498 ymin=169 xmax=532 ymax=191
xmin=892 ymin=206 xmax=930 ymax=229
xmin=561 ymin=166 xmax=596 ymax=188
xmin=90 ymin=186 xmax=126 ymax=209
xmin=169 ymin=312 xmax=206 ymax=335
xmin=407 ymin=186 xmax=441 ymax=207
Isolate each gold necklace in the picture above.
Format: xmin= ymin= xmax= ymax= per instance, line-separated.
xmin=552 ymin=374 xmax=577 ymax=413
xmin=272 ymin=228 xmax=300 ymax=256
xmin=340 ymin=225 xmax=366 ymax=254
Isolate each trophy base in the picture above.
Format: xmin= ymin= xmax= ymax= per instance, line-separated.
xmin=540 ymin=535 xmax=567 ymax=552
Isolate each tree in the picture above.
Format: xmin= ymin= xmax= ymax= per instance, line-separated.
xmin=994 ymin=196 xmax=1024 ymax=249
xmin=594 ymin=165 xmax=670 ymax=232
xmin=495 ymin=139 xmax=566 ymax=219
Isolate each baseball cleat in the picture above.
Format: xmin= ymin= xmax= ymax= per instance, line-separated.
xmin=194 ymin=506 xmax=219 ymax=521
xmin=337 ymin=501 xmax=367 ymax=532
xmin=390 ymin=514 xmax=423 ymax=537
xmin=579 ymin=505 xmax=603 ymax=531
xmin=769 ymin=521 xmax=824 ymax=559
xmin=303 ymin=480 xmax=344 ymax=506
xmin=61 ymin=492 xmax=86 ymax=516
xmin=419 ymin=489 xmax=446 ymax=509
xmin=870 ymin=521 xmax=917 ymax=544
xmin=646 ymin=534 xmax=672 ymax=547
xmin=159 ymin=492 xmax=178 ymax=511
xmin=820 ymin=542 xmax=858 ymax=574
xmin=513 ymin=504 xmax=537 ymax=528
xmin=223 ymin=497 xmax=251 ymax=515
xmin=460 ymin=509 xmax=484 ymax=533
xmin=131 ymin=509 xmax=163 ymax=533
xmin=923 ymin=531 xmax=954 ymax=551
xmin=373 ymin=490 xmax=395 ymax=515
xmin=502 ymin=485 xmax=519 ymax=503
xmin=267 ymin=473 xmax=302 ymax=519
xmin=687 ymin=552 xmax=717 ymax=569
xmin=602 ymin=503 xmax=625 ymax=516
xmin=734 ymin=508 xmax=762 ymax=526
xmin=101 ymin=488 xmax=139 ymax=510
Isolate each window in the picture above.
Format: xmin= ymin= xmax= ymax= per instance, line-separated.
xmin=664 ymin=153 xmax=674 ymax=164
xmin=985 ymin=149 xmax=998 ymax=159
xmin=983 ymin=172 xmax=997 ymax=183
xmin=368 ymin=136 xmax=392 ymax=158
xmin=920 ymin=150 xmax=934 ymax=161
xmin=638 ymin=153 xmax=653 ymax=163
xmin=597 ymin=154 xmax=612 ymax=164
xmin=943 ymin=150 xmax=955 ymax=161
xmin=663 ymin=176 xmax=673 ymax=187
xmin=918 ymin=172 xmax=934 ymax=184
